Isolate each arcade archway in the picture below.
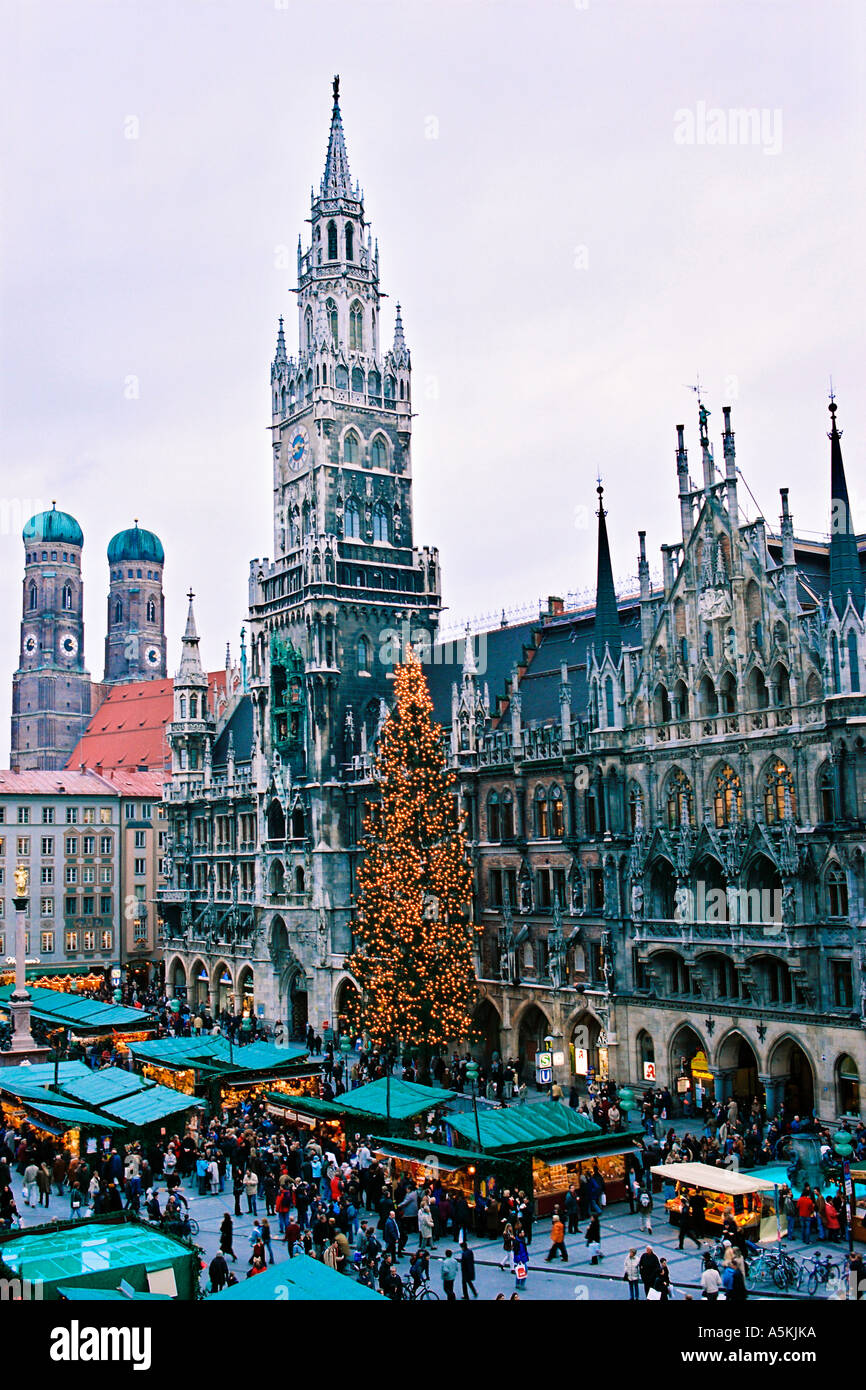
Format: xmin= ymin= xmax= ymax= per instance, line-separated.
xmin=769 ymin=1036 xmax=815 ymax=1118
xmin=516 ymin=1003 xmax=551 ymax=1079
xmin=471 ymin=998 xmax=502 ymax=1062
xmin=716 ymin=1030 xmax=763 ymax=1113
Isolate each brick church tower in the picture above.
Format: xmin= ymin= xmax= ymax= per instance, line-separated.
xmin=11 ymin=504 xmax=93 ymax=770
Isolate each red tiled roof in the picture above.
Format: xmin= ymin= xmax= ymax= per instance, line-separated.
xmin=95 ymin=769 xmax=164 ymax=798
xmin=0 ymin=770 xmax=115 ymax=795
xmin=65 ymin=672 xmax=228 ymax=777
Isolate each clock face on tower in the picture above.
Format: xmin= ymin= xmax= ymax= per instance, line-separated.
xmin=61 ymin=634 xmax=78 ymax=658
xmin=144 ymin=644 xmax=161 ymax=668
xmin=288 ymin=426 xmax=310 ymax=472
xmin=23 ymin=634 xmax=37 ymax=656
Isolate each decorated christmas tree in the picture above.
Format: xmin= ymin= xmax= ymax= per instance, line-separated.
xmin=345 ymin=648 xmax=478 ymax=1061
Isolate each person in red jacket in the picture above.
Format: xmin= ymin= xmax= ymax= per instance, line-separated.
xmin=796 ymin=1190 xmax=814 ymax=1242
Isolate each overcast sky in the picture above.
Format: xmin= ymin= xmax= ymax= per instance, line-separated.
xmin=1 ymin=0 xmax=865 ymax=752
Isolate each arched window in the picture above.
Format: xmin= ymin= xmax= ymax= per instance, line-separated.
xmin=604 ymin=677 xmax=615 ymax=726
xmin=146 ymin=598 xmax=156 ymax=623
xmin=699 ymin=675 xmax=718 ymax=717
xmin=61 ymin=583 xmax=72 ymax=611
xmin=114 ymin=599 xmax=123 ymax=625
xmin=371 ymin=436 xmax=388 ymax=469
xmin=305 ymin=307 xmax=313 ymax=350
xmin=345 ymin=222 xmax=354 ymax=261
xmin=487 ymin=791 xmax=501 ymax=842
xmin=719 ymin=671 xmax=737 ymax=713
xmin=349 ymin=301 xmax=363 ymax=351
xmin=772 ymin=663 xmax=790 ymax=706
xmin=344 ymin=430 xmax=360 ymax=464
xmin=818 ymin=765 xmax=836 ymax=822
xmin=831 ymin=632 xmax=841 ymax=693
xmin=763 ymin=759 xmax=796 ymax=823
xmin=351 ymin=365 xmax=364 ymax=394
xmin=653 ymin=683 xmax=671 ymax=723
xmin=826 ymin=864 xmax=848 ymax=918
xmin=327 ymin=221 xmax=338 ymax=259
xmin=666 ymin=768 xmax=693 ymax=829
xmin=28 ymin=583 xmax=38 ymax=611
xmin=500 ymin=788 xmax=515 ymax=839
xmin=372 ymin=504 xmax=389 ymax=543
xmin=748 ymin=666 xmax=769 ymax=709
xmin=189 ymin=694 xmax=197 ymax=719
xmin=179 ymin=695 xmax=187 ymax=719
xmin=550 ymin=785 xmax=565 ymax=837
xmin=672 ymin=679 xmax=689 ymax=720
xmin=535 ymin=785 xmax=549 ymax=837
xmin=357 ymin=635 xmax=371 ymax=672
xmin=335 ymin=363 xmax=348 ymax=391
xmin=367 ymin=369 xmax=381 ymax=401
xmin=325 ymin=298 xmax=338 ymax=341
xmin=344 ymin=500 xmax=360 ymax=540
xmin=291 ymin=805 xmax=305 ymax=839
xmin=848 ymin=629 xmax=860 ymax=693
xmin=713 ymin=765 xmax=742 ymax=828
xmin=384 ymin=375 xmax=396 ymax=405
xmin=295 ymin=865 xmax=306 ymax=895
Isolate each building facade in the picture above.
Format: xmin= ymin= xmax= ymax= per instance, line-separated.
xmin=444 ymin=400 xmax=866 ymax=1124
xmin=158 ymin=79 xmax=440 ymax=1034
xmin=104 ymin=523 xmax=167 ymax=684
xmin=155 ymin=79 xmax=864 ymax=1123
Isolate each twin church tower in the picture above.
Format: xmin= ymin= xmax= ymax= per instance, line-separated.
xmin=10 ymin=509 xmax=167 ymax=770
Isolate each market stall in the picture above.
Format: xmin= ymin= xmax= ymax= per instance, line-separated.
xmin=0 ymin=984 xmax=156 ymax=1053
xmin=849 ymin=1165 xmax=866 ymax=1244
xmin=0 ymin=1059 xmax=204 ymax=1156
xmin=265 ymin=1076 xmax=458 ymax=1157
xmin=0 ymin=1213 xmax=198 ymax=1301
xmin=651 ymin=1162 xmax=782 ymax=1240
xmin=125 ymin=1034 xmax=316 ymax=1113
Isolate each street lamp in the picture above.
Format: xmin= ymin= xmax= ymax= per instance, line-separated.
xmin=465 ymin=1058 xmax=483 ymax=1151
xmin=339 ymin=1032 xmax=352 ymax=1089
xmin=832 ymin=1130 xmax=855 ymax=1299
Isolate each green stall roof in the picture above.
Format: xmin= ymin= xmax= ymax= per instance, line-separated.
xmin=128 ymin=1035 xmax=308 ymax=1074
xmin=62 ymin=1067 xmax=150 ymax=1106
xmin=0 ymin=1220 xmax=188 ymax=1287
xmin=0 ymin=1060 xmax=92 ymax=1092
xmin=267 ymin=1076 xmax=456 ymax=1124
xmin=21 ymin=1100 xmax=125 ymax=1134
xmin=100 ymin=1085 xmax=203 ymax=1127
xmin=445 ymin=1101 xmax=605 ymax=1154
xmin=210 ymin=1254 xmax=385 ymax=1302
xmin=369 ymin=1135 xmax=504 ymax=1167
xmin=0 ymin=985 xmax=154 ymax=1034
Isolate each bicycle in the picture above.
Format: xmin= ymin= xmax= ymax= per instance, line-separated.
xmin=802 ymin=1251 xmax=843 ymax=1297
xmin=407 ymin=1277 xmax=440 ymax=1301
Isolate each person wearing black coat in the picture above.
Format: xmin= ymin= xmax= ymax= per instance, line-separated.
xmin=209 ymin=1253 xmax=229 ymax=1293
xmin=639 ymin=1246 xmax=662 ymax=1297
xmin=460 ymin=1242 xmax=478 ymax=1299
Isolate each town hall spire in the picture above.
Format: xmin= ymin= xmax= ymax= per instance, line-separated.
xmin=828 ymin=393 xmax=864 ymax=617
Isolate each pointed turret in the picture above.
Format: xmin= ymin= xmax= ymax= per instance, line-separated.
xmin=177 ymin=590 xmax=207 ymax=686
xmin=828 ymin=395 xmax=864 ymax=617
xmin=321 ymin=74 xmax=353 ymax=199
xmin=275 ymin=315 xmax=287 ymax=367
xmin=391 ymin=302 xmax=410 ymax=369
xmin=593 ymin=484 xmax=622 ymax=659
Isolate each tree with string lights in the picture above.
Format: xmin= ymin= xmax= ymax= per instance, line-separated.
xmin=345 ymin=648 xmax=478 ymax=1068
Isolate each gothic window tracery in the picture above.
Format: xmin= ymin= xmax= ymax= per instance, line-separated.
xmin=763 ymin=759 xmax=796 ymax=823
xmin=349 ymin=301 xmax=363 ymax=351
xmin=666 ymin=768 xmax=693 ymax=829
xmin=713 ymin=764 xmax=742 ymax=828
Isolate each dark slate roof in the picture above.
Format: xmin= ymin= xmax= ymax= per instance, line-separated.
xmin=212 ymin=694 xmax=254 ymax=767
xmin=426 ymin=598 xmax=642 ymax=731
